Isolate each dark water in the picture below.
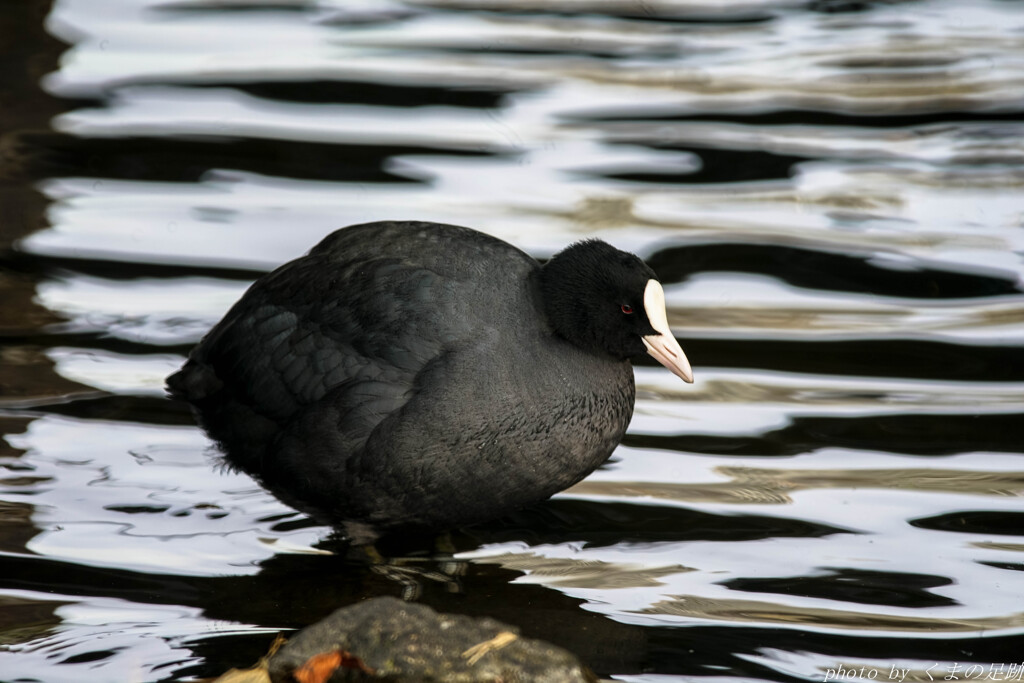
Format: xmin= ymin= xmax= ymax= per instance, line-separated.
xmin=2 ymin=0 xmax=1024 ymax=681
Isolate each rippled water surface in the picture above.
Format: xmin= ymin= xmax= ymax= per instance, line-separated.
xmin=2 ymin=0 xmax=1023 ymax=681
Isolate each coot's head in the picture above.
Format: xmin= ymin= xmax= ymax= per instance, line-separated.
xmin=540 ymin=240 xmax=693 ymax=383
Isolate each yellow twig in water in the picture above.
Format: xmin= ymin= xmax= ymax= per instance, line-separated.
xmin=462 ymin=631 xmax=518 ymax=665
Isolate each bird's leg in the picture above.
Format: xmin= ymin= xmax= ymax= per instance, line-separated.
xmin=360 ymin=540 xmax=463 ymax=598
xmin=432 ymin=532 xmax=467 ymax=581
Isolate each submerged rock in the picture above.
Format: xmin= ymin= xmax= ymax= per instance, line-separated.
xmin=267 ymin=596 xmax=597 ymax=683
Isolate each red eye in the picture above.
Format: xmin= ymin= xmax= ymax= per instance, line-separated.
xmin=621 ymin=304 xmax=634 ymax=314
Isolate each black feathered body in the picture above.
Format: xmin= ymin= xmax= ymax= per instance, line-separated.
xmin=168 ymin=221 xmax=635 ymax=540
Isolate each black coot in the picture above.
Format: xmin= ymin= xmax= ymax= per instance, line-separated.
xmin=167 ymin=221 xmax=692 ymax=543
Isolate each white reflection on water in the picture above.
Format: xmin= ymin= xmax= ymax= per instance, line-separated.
xmin=631 ymin=368 xmax=1024 ymax=435
xmin=4 ymin=415 xmax=320 ymax=577
xmin=37 ymin=274 xmax=247 ymax=344
xmin=44 ymin=0 xmax=1024 ymax=112
xmin=31 ymin=0 xmax=1024 ymax=279
xmin=45 ymin=349 xmax=185 ymax=396
xmin=463 ymin=477 xmax=1024 ymax=634
xmin=668 ymin=274 xmax=1024 ymax=342
xmin=586 ymin=120 xmax=1024 ymax=165
xmin=55 ymin=86 xmax=523 ymax=151
xmin=0 ymin=593 xmax=270 ymax=683
xmin=26 ymin=154 xmax=1024 ymax=277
